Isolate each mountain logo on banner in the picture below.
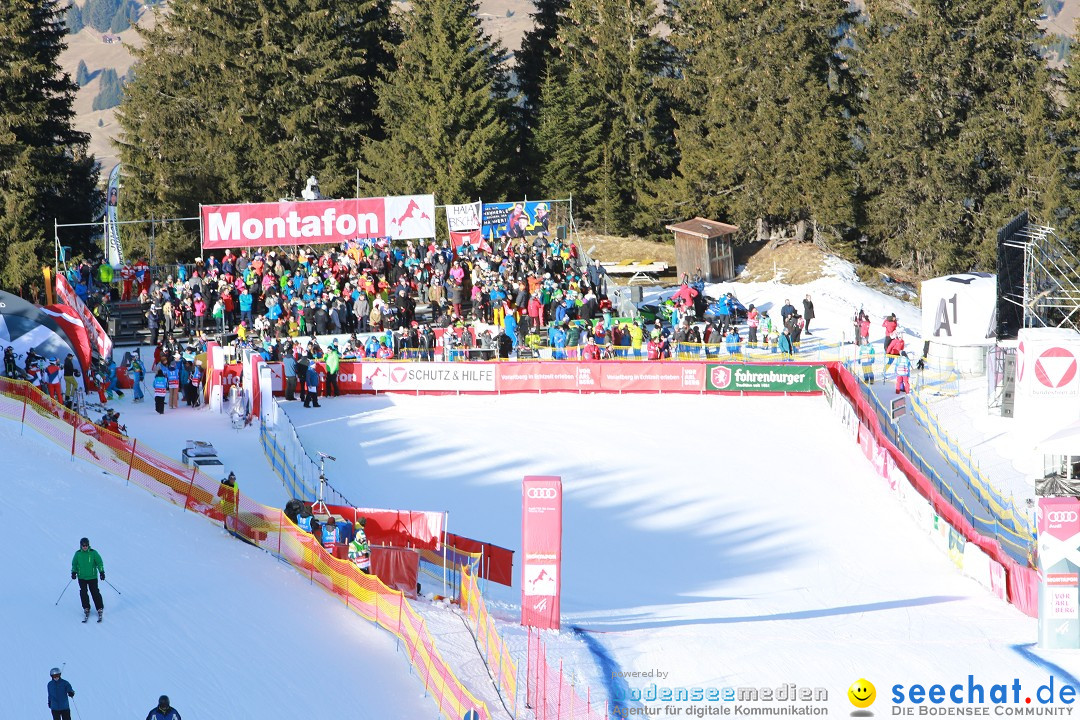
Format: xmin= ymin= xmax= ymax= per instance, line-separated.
xmin=525 ymin=564 xmax=557 ymax=596
xmin=710 ymin=365 xmax=732 ymax=390
xmin=1035 ymin=347 xmax=1078 ymax=389
xmin=388 ymin=198 xmax=431 ymax=238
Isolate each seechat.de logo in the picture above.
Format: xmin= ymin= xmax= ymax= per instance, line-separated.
xmin=527 ymin=488 xmax=558 ymax=499
xmin=1047 ymin=511 xmax=1078 ymax=523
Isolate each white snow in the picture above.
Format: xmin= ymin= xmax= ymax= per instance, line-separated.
xmin=5 ymin=254 xmax=1079 ymax=719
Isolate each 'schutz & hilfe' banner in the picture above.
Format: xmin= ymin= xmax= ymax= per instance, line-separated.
xmin=201 ymin=195 xmax=435 ymax=249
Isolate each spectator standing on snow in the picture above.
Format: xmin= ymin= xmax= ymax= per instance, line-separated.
xmin=778 ymin=327 xmax=795 ymax=359
xmin=62 ymin=353 xmax=78 ymax=404
xmin=895 ymin=351 xmax=912 ymax=394
xmin=71 ymin=537 xmax=104 ymax=622
xmin=882 ymin=313 xmax=898 ymax=355
xmin=884 ymin=333 xmax=905 ymax=377
xmin=153 ymin=368 xmax=167 ymax=414
xmin=145 ymin=695 xmax=181 ymax=720
xmin=859 ymin=342 xmax=876 ymax=384
xmin=303 ymin=360 xmax=321 ymax=408
xmin=47 ymin=667 xmax=75 ymax=720
xmin=802 ymin=294 xmax=816 ymax=335
xmin=283 ymin=346 xmax=297 ymax=401
xmin=128 ymin=350 xmax=145 ymax=403
xmin=780 ymin=299 xmax=796 ymax=323
xmin=325 ymin=341 xmax=341 ymax=397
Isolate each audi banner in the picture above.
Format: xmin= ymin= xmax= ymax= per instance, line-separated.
xmin=521 ymin=476 xmax=563 ymax=630
xmin=1037 ymin=496 xmax=1080 ymax=649
xmin=201 ymin=194 xmax=436 ymax=249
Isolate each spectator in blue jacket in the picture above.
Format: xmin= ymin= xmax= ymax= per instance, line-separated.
xmin=47 ymin=667 xmax=75 ymax=720
xmin=551 ymin=325 xmax=568 ymax=360
xmin=778 ymin=327 xmax=795 ymax=359
xmin=725 ymin=328 xmax=742 ymax=357
xmin=239 ymin=288 xmax=254 ymax=326
xmin=283 ymin=346 xmax=298 ymax=401
xmin=303 ymin=361 xmax=321 ymax=408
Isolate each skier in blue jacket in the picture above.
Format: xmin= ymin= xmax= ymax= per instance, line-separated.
xmin=145 ymin=695 xmax=181 ymax=720
xmin=47 ymin=667 xmax=75 ymax=720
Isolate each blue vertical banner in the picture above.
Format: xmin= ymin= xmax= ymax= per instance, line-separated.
xmin=481 ymin=200 xmax=555 ymax=242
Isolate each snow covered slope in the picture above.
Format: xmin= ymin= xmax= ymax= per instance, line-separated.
xmin=0 ymin=417 xmax=434 ymax=719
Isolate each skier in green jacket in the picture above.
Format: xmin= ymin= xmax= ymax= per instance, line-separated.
xmin=71 ymin=537 xmax=105 ymax=622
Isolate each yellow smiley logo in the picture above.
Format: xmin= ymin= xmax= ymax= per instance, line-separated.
xmin=848 ymin=678 xmax=876 ymax=709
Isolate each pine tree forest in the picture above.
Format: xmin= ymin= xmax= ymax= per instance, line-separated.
xmin=5 ymin=0 xmax=1080 ymax=277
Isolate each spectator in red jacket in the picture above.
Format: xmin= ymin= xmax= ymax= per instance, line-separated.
xmin=582 ymin=336 xmax=601 ymax=361
xmin=884 ymin=333 xmax=905 ymax=377
xmin=882 ymin=313 xmax=898 ymax=354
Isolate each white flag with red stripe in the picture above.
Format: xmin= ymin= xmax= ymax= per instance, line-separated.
xmin=55 ymin=274 xmax=113 ymax=360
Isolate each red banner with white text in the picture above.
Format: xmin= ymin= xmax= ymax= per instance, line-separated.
xmin=201 ymin=195 xmax=436 ymax=249
xmin=521 ymin=476 xmax=562 ymax=630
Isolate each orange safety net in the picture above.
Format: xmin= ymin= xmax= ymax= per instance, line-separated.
xmin=0 ymin=377 xmax=492 ymax=720
xmin=460 ymin=568 xmax=519 ymax=715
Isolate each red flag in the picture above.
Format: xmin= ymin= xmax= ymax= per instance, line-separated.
xmin=42 ymin=304 xmax=92 ymax=375
xmin=55 ymin=274 xmax=113 ymax=360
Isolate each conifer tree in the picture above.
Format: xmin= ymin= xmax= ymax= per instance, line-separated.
xmin=117 ymin=0 xmax=398 ymax=261
xmin=360 ymin=0 xmax=512 ymax=203
xmin=65 ymin=1 xmax=83 ymax=34
xmin=660 ymin=0 xmax=857 ymax=249
xmin=76 ymin=59 xmax=90 ymax=86
xmin=0 ymin=0 xmax=100 ymax=291
xmin=533 ymin=0 xmax=675 ymax=234
xmin=857 ymin=0 xmax=1059 ymax=273
xmin=92 ymin=67 xmax=122 ymax=109
xmin=86 ymin=0 xmax=119 ymax=32
xmin=513 ymin=0 xmax=569 ymax=190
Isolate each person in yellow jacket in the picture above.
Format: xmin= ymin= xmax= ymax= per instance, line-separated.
xmin=628 ymin=321 xmax=644 ymax=358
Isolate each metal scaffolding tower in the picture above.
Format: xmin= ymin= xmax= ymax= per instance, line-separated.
xmin=997 ymin=211 xmax=1080 ymax=338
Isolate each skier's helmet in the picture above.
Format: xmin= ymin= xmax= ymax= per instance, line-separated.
xmin=49 ymin=668 xmax=61 ymax=677
xmin=158 ymin=695 xmax=169 ymax=708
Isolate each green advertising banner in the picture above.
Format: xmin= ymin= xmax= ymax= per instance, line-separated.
xmin=706 ymin=364 xmax=828 ymax=393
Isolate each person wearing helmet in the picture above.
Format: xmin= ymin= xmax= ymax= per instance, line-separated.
xmin=145 ymin=694 xmax=181 ymax=720
xmin=71 ymin=537 xmax=105 ymax=622
xmin=47 ymin=667 xmax=75 ymax=720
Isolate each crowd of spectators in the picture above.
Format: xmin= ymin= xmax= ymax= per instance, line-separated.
xmin=61 ymin=233 xmax=829 ymax=370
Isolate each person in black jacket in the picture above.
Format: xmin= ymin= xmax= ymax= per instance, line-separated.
xmin=802 ymin=294 xmax=816 ymax=335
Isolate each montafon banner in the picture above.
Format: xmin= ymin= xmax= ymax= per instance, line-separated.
xmin=201 ymin=195 xmax=436 ymax=249
xmin=521 ymin=476 xmax=562 ymax=630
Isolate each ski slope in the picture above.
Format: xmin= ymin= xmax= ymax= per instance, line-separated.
xmin=7 ymin=256 xmax=1080 ymax=717
xmin=287 ymin=392 xmax=1080 ymax=713
xmin=0 ymin=417 xmax=434 ymax=720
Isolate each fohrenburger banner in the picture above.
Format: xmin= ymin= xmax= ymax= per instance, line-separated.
xmin=201 ymin=194 xmax=436 ymax=249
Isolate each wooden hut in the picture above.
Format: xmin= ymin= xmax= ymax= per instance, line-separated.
xmin=665 ymin=217 xmax=739 ymax=283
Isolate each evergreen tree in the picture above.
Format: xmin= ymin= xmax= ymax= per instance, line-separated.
xmin=0 ymin=0 xmax=101 ymax=292
xmin=360 ymin=0 xmax=512 ymax=203
xmin=117 ymin=0 xmax=398 ymax=261
xmin=857 ymin=0 xmax=1060 ymax=274
xmin=513 ymin=0 xmax=569 ymax=191
xmin=108 ymin=0 xmax=129 ymax=33
xmin=65 ymin=1 xmax=83 ymax=34
xmin=86 ymin=0 xmax=119 ymax=32
xmin=533 ymin=0 xmax=675 ymax=234
xmin=92 ymin=67 xmax=122 ymax=109
xmin=659 ymin=0 xmax=857 ymax=249
xmin=75 ymin=58 xmax=90 ymax=86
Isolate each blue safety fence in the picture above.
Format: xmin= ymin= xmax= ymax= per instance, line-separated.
xmin=844 ymin=360 xmax=1035 ymax=566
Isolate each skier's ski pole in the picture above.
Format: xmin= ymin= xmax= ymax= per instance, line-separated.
xmin=54 ymin=579 xmax=73 ymax=605
xmin=103 ymin=578 xmax=121 ymax=595
xmin=72 ymin=696 xmax=84 ymax=720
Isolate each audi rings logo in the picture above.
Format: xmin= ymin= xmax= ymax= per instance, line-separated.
xmin=1047 ymin=511 xmax=1078 ymax=523
xmin=527 ymin=488 xmax=558 ymax=499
